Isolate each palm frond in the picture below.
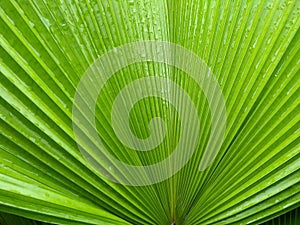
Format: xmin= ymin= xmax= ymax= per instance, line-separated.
xmin=0 ymin=0 xmax=299 ymax=224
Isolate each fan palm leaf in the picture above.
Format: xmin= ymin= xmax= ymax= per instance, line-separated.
xmin=0 ymin=0 xmax=299 ymax=224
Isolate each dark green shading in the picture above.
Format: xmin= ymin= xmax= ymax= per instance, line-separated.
xmin=0 ymin=212 xmax=52 ymax=225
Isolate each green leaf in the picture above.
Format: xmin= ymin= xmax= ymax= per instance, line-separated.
xmin=0 ymin=0 xmax=299 ymax=224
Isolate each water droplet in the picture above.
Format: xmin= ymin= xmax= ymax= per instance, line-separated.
xmin=7 ymin=16 xmax=15 ymax=25
xmin=28 ymin=20 xmax=34 ymax=27
xmin=41 ymin=16 xmax=51 ymax=28
xmin=29 ymin=137 xmax=36 ymax=143
xmin=266 ymin=3 xmax=272 ymax=10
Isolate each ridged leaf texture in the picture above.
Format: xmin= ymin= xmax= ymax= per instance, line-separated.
xmin=0 ymin=0 xmax=299 ymax=224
